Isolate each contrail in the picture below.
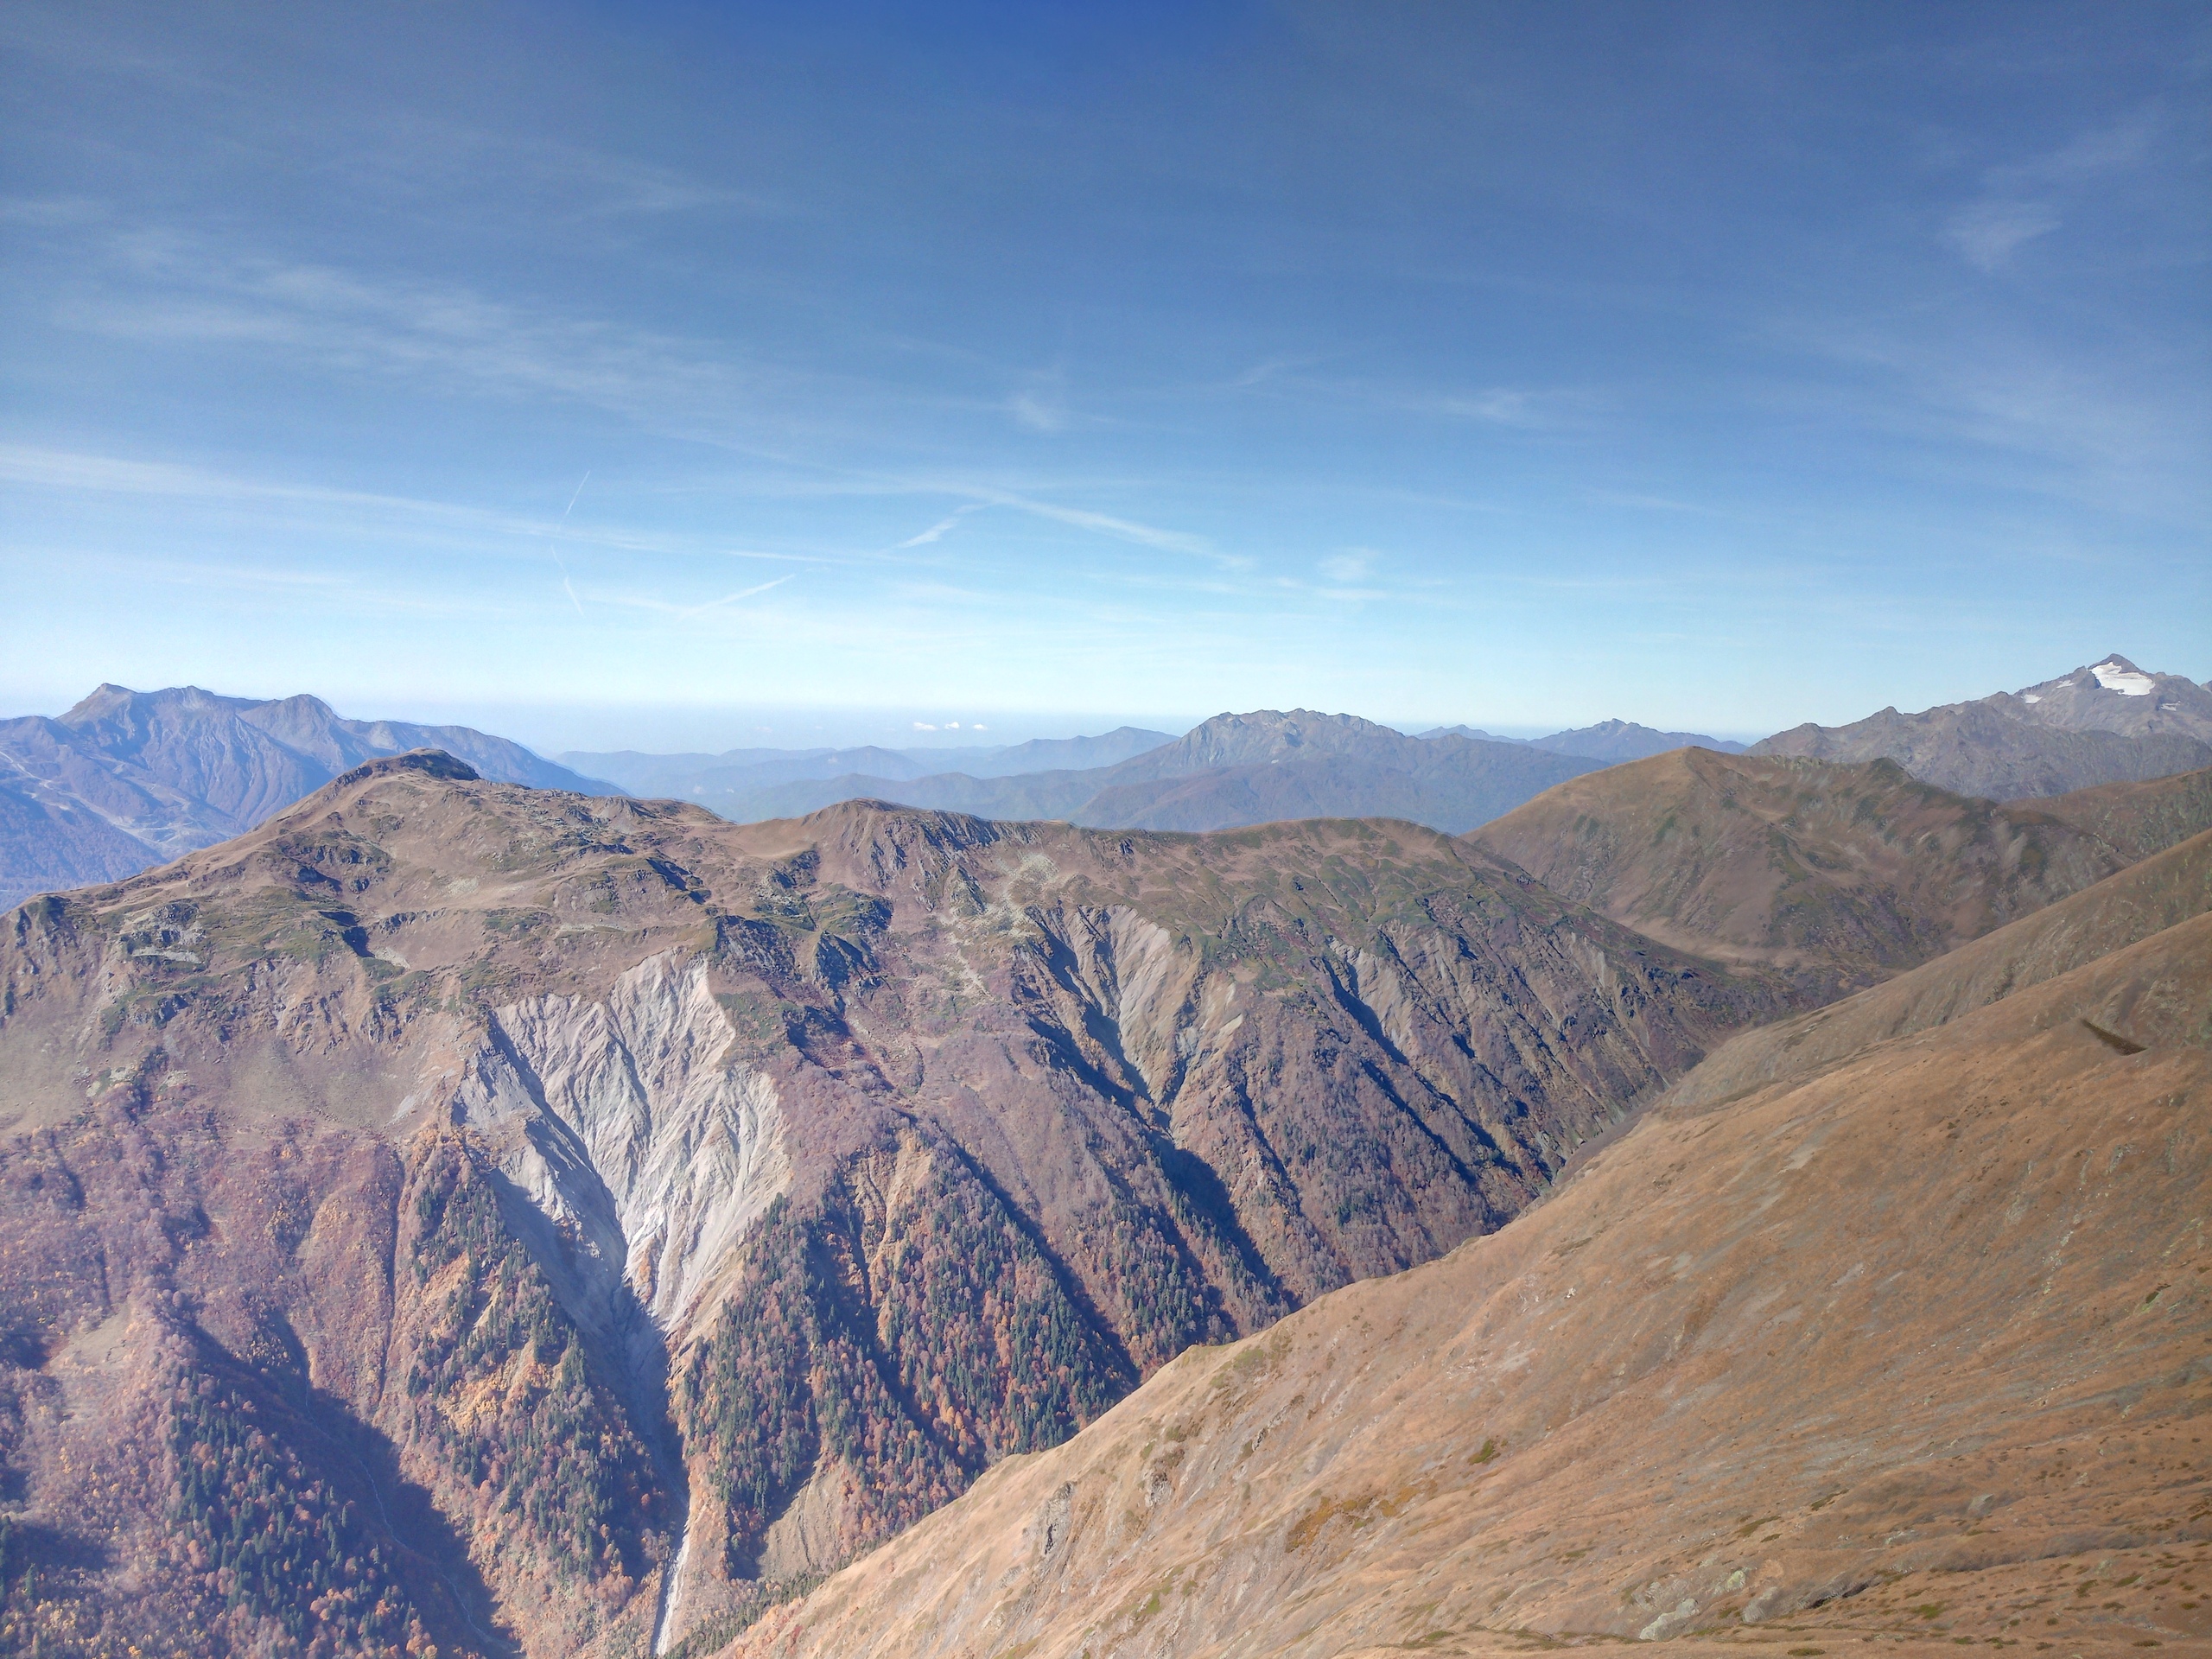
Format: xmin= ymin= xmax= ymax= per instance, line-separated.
xmin=681 ymin=574 xmax=797 ymax=617
xmin=550 ymin=470 xmax=592 ymax=615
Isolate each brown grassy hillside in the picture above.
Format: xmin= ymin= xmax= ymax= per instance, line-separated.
xmin=1666 ymin=826 xmax=2212 ymax=1113
xmin=2039 ymin=763 xmax=2212 ymax=863
xmin=1469 ymin=747 xmax=2129 ymax=995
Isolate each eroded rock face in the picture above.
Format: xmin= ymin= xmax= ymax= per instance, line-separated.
xmin=456 ymin=952 xmax=791 ymax=1339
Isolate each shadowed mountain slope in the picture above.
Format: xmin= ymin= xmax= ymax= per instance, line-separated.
xmin=0 ymin=684 xmax=621 ymax=911
xmin=1753 ymin=655 xmax=2212 ymax=799
xmin=721 ymin=891 xmax=2212 ymax=1659
xmin=1466 ymin=748 xmax=2128 ymax=996
xmin=0 ymin=755 xmax=1783 ymax=1654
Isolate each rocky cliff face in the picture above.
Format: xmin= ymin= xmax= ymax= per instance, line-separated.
xmin=0 ymin=753 xmax=1784 ymax=1656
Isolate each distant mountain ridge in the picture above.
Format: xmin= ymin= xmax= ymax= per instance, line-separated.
xmin=0 ymin=683 xmax=620 ymax=908
xmin=1753 ymin=653 xmax=2212 ymax=798
xmin=561 ymin=725 xmax=1175 ymax=800
xmin=625 ymin=709 xmax=1611 ymax=835
xmin=1527 ymin=717 xmax=1748 ymax=761
xmin=1417 ymin=720 xmax=1746 ymax=758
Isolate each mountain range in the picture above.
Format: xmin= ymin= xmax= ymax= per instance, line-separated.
xmin=8 ymin=659 xmax=2208 ymax=922
xmin=571 ymin=710 xmax=1612 ymax=834
xmin=1754 ymin=653 xmax=2212 ymax=798
xmin=565 ymin=715 xmax=1752 ymax=830
xmin=1425 ymin=717 xmax=1751 ymax=761
xmin=0 ymin=752 xmax=1791 ymax=1655
xmin=0 ymin=685 xmax=619 ymax=910
xmin=562 ymin=726 xmax=1179 ymax=798
xmin=3 ymin=658 xmax=2212 ymax=1656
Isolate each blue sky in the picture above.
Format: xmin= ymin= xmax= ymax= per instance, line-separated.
xmin=3 ymin=2 xmax=2206 ymax=753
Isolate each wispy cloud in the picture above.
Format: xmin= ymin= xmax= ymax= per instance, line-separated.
xmin=1008 ymin=391 xmax=1069 ymax=432
xmin=893 ymin=505 xmax=984 ymax=549
xmin=1231 ymin=365 xmax=1599 ymax=432
xmin=1943 ymin=199 xmax=2063 ymax=270
xmin=0 ymin=444 xmax=823 ymax=566
xmin=67 ymin=232 xmax=744 ymax=422
xmin=1942 ymin=111 xmax=2158 ymax=271
xmin=962 ymin=487 xmax=1242 ymax=566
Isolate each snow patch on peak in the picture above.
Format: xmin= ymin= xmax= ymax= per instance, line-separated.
xmin=2021 ymin=694 xmax=2042 ymax=703
xmin=2090 ymin=659 xmax=2156 ymax=696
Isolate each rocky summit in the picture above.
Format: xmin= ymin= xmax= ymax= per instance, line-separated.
xmin=1753 ymin=655 xmax=2212 ymax=799
xmin=0 ymin=684 xmax=622 ymax=911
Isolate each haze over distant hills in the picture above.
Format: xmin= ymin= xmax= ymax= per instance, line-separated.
xmin=1754 ymin=654 xmax=2212 ymax=799
xmin=0 ymin=684 xmax=619 ymax=909
xmin=562 ymin=725 xmax=1177 ymax=800
xmin=569 ymin=710 xmax=1612 ymax=835
xmin=1423 ymin=718 xmax=1749 ymax=761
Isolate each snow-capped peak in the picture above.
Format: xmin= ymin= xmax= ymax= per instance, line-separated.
xmin=2090 ymin=659 xmax=2156 ymax=696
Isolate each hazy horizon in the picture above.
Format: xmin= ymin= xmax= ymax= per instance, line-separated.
xmin=4 ymin=3 xmax=2207 ymax=736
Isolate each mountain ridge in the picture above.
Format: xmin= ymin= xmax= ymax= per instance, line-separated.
xmin=1465 ymin=747 xmax=2157 ymax=996
xmin=1752 ymin=654 xmax=2212 ymax=798
xmin=0 ymin=757 xmax=1789 ymax=1652
xmin=611 ymin=709 xmax=1611 ymax=836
